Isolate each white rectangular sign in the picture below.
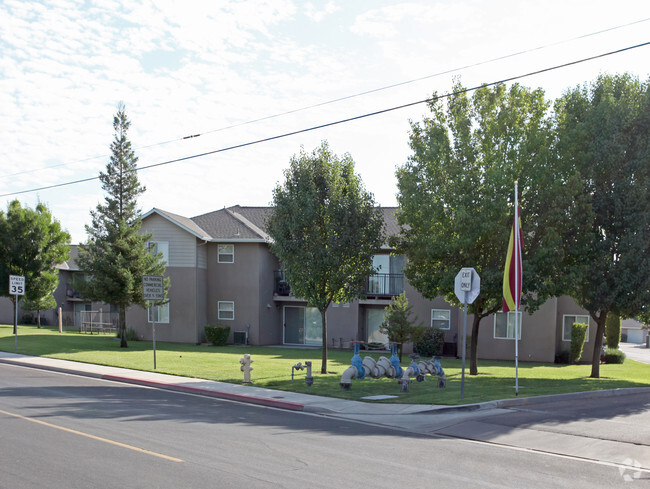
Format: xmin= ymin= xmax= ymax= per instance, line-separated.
xmin=9 ymin=275 xmax=25 ymax=296
xmin=142 ymin=275 xmax=164 ymax=301
xmin=460 ymin=268 xmax=473 ymax=291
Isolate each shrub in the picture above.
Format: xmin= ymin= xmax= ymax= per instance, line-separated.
xmin=126 ymin=328 xmax=139 ymax=341
xmin=379 ymin=292 xmax=423 ymax=361
xmin=205 ymin=323 xmax=230 ymax=346
xmin=555 ymin=350 xmax=570 ymax=364
xmin=569 ymin=322 xmax=588 ymax=363
xmin=603 ymin=348 xmax=626 ymax=364
xmin=414 ymin=327 xmax=445 ymax=357
xmin=605 ymin=313 xmax=621 ymax=349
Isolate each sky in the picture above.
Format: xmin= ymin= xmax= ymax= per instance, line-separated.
xmin=1 ymin=0 xmax=649 ymax=244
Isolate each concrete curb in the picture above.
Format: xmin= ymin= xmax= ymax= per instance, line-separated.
xmin=0 ymin=357 xmax=105 ymax=379
xmin=0 ymin=357 xmax=306 ymax=412
xmin=492 ymin=386 xmax=650 ymax=408
xmin=2 ymin=354 xmax=649 ymax=415
xmin=101 ymin=374 xmax=306 ymax=411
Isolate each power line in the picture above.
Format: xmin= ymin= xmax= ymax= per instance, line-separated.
xmin=1 ymin=40 xmax=649 ymax=199
xmin=2 ymin=17 xmax=648 ymax=180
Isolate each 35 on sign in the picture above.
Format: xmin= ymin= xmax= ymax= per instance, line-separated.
xmin=9 ymin=275 xmax=25 ymax=296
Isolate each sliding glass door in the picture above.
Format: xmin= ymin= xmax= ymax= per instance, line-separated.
xmin=283 ymin=306 xmax=322 ymax=345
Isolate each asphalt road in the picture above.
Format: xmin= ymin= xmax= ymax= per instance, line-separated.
xmin=0 ymin=363 xmax=644 ymax=488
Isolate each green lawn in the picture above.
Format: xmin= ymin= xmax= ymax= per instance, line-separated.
xmin=2 ymin=324 xmax=649 ymax=405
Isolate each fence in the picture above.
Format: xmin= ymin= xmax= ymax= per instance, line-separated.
xmin=78 ymin=310 xmax=119 ymax=334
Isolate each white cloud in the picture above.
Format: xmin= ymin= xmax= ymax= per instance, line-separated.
xmin=1 ymin=0 xmax=649 ymax=244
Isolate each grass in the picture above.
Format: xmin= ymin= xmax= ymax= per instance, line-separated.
xmin=2 ymin=323 xmax=649 ymax=405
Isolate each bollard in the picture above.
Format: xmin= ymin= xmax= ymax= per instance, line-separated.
xmin=240 ymin=353 xmax=253 ymax=383
xmin=304 ymin=361 xmax=313 ymax=386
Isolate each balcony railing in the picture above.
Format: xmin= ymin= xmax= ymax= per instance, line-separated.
xmin=274 ymin=270 xmax=292 ymax=296
xmin=274 ymin=270 xmax=404 ymax=298
xmin=365 ymin=273 xmax=404 ymax=297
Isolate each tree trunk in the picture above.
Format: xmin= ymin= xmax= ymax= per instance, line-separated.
xmin=119 ymin=304 xmax=128 ymax=348
xmin=590 ymin=311 xmax=607 ymax=378
xmin=320 ymin=308 xmax=328 ymax=374
xmin=469 ymin=314 xmax=483 ymax=375
xmin=37 ymin=310 xmax=41 ymax=328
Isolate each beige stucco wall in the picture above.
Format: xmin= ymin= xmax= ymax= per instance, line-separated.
xmin=555 ymin=296 xmax=595 ymax=362
xmin=207 ymin=241 xmax=281 ymax=345
xmin=471 ymin=298 xmax=557 ymax=363
xmin=129 ymin=266 xmax=201 ymax=343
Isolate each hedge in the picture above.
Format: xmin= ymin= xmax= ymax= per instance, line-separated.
xmin=205 ymin=323 xmax=231 ymax=346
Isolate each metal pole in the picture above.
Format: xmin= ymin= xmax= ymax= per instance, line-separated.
xmin=461 ymin=298 xmax=468 ymax=399
xmin=151 ymin=305 xmax=157 ymax=370
xmin=14 ymin=295 xmax=18 ymax=353
xmin=514 ymin=181 xmax=520 ymax=396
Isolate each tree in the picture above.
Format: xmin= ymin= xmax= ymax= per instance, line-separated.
xmin=605 ymin=313 xmax=621 ymax=350
xmin=22 ymin=273 xmax=58 ymax=328
xmin=267 ymin=141 xmax=384 ymax=374
xmin=77 ymin=103 xmax=166 ymax=348
xmin=555 ymin=73 xmax=650 ymax=378
xmin=0 ymin=200 xmax=70 ymax=333
xmin=379 ymin=292 xmax=423 ymax=362
xmin=393 ymin=82 xmax=570 ymax=375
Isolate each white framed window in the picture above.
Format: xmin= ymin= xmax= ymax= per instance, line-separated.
xmin=147 ymin=241 xmax=169 ymax=264
xmin=148 ymin=302 xmax=170 ymax=323
xmin=218 ymin=301 xmax=235 ymax=320
xmin=431 ymin=309 xmax=451 ymax=330
xmin=494 ymin=311 xmax=522 ymax=340
xmin=218 ymin=244 xmax=234 ymax=263
xmin=562 ymin=314 xmax=589 ymax=342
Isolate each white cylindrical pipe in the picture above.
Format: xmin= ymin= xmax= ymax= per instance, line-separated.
xmin=363 ymin=356 xmax=379 ymax=378
xmin=340 ymin=365 xmax=358 ymax=385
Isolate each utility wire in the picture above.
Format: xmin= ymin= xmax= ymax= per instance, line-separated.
xmin=2 ymin=17 xmax=648 ymax=180
xmin=1 ymin=40 xmax=649 ymax=199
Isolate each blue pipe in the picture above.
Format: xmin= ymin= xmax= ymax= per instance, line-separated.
xmin=351 ymin=342 xmax=365 ymax=379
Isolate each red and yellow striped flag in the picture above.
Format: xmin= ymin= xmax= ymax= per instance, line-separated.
xmin=502 ymin=207 xmax=522 ymax=312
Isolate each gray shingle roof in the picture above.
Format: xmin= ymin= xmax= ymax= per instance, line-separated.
xmin=55 ymin=244 xmax=80 ymax=271
xmin=146 ymin=208 xmax=211 ymax=240
xmin=144 ymin=205 xmax=400 ymax=243
xmin=191 ymin=206 xmax=271 ymax=241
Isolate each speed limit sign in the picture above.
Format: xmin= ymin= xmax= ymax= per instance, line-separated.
xmin=9 ymin=275 xmax=25 ymax=296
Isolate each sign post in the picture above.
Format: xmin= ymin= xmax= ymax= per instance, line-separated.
xmin=142 ymin=275 xmax=165 ymax=369
xmin=454 ymin=268 xmax=480 ymax=399
xmin=9 ymin=275 xmax=25 ymax=353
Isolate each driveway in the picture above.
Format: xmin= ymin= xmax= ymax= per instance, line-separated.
xmin=619 ymin=341 xmax=650 ymax=364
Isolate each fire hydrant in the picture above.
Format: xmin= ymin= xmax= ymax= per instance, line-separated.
xmin=240 ymin=353 xmax=253 ymax=383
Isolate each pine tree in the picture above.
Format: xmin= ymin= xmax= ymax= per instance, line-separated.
xmin=77 ymin=103 xmax=166 ymax=347
xmin=0 ymin=200 xmax=70 ymax=333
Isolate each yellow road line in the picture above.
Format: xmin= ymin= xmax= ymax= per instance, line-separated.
xmin=0 ymin=409 xmax=183 ymax=463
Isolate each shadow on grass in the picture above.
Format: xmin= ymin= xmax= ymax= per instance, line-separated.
xmin=2 ymin=324 xmax=650 ymax=407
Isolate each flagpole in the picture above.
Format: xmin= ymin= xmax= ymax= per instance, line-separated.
xmin=514 ymin=181 xmax=519 ymax=396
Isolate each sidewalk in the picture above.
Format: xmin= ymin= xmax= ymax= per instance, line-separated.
xmin=1 ymin=351 xmax=649 ymax=415
xmin=0 ymin=351 xmax=438 ymax=415
xmin=2 ymin=351 xmax=650 ymax=473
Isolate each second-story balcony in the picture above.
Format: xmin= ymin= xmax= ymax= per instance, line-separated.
xmin=365 ymin=273 xmax=404 ymax=297
xmin=274 ymin=270 xmax=292 ymax=296
xmin=274 ymin=270 xmax=404 ymax=298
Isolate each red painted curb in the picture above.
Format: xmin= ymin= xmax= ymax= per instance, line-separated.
xmin=102 ymin=375 xmax=305 ymax=411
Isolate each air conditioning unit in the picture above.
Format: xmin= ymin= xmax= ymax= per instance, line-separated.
xmin=233 ymin=331 xmax=248 ymax=345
